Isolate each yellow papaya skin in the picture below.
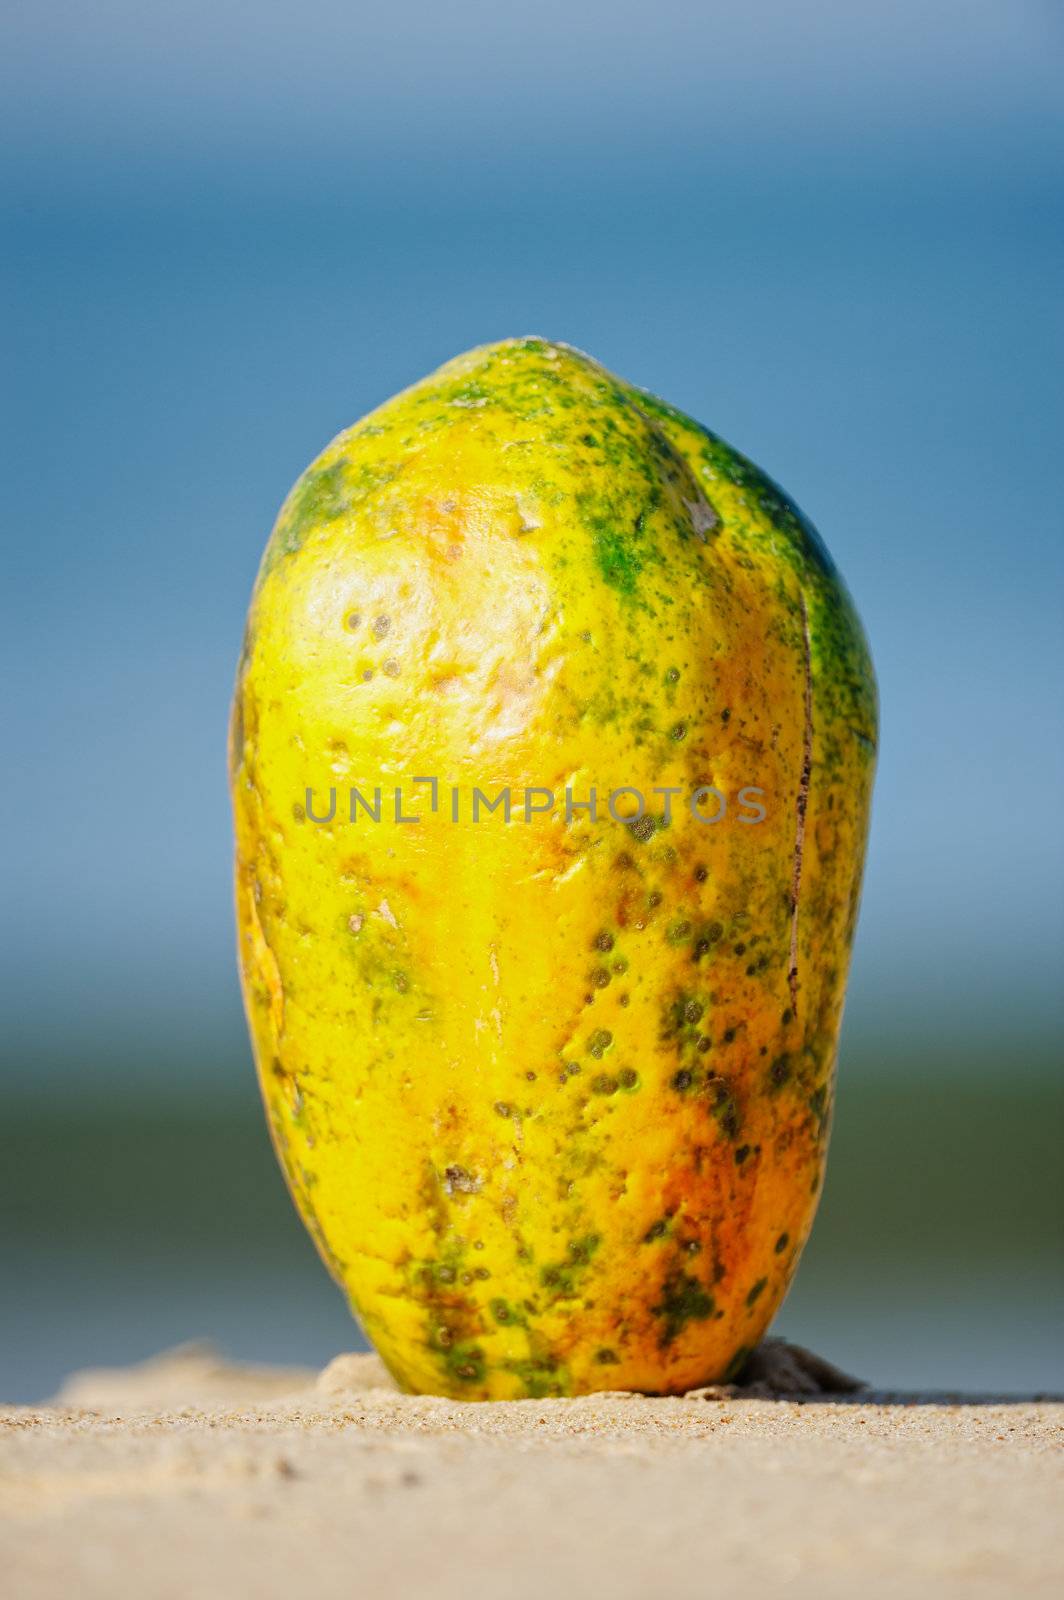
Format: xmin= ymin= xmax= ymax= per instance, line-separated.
xmin=230 ymin=338 xmax=877 ymax=1398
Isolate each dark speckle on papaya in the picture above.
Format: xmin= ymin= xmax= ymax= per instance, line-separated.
xmin=775 ymin=1232 xmax=790 ymax=1254
xmin=452 ymin=1354 xmax=485 ymax=1383
xmin=746 ymin=1277 xmax=768 ymax=1308
xmin=768 ymin=1055 xmax=792 ymax=1089
xmin=706 ymin=1079 xmax=742 ymax=1139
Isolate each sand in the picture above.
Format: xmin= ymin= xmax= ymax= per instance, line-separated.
xmin=2 ymin=1342 xmax=1061 ymax=1600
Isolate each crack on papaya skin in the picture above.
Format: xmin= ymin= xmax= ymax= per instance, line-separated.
xmin=788 ymin=589 xmax=814 ymax=1017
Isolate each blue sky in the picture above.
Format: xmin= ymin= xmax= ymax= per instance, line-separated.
xmin=3 ymin=1 xmax=1062 ymax=1088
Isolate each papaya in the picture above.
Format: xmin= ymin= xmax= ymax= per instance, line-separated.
xmin=229 ymin=337 xmax=876 ymax=1398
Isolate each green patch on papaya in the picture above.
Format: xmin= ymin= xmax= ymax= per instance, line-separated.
xmin=272 ymin=459 xmax=348 ymax=560
xmin=504 ymin=1354 xmax=568 ymax=1399
xmin=266 ymin=456 xmax=396 ymax=570
xmin=591 ymin=520 xmax=644 ymax=595
xmin=442 ymin=1341 xmax=487 ymax=1385
xmin=540 ymin=1233 xmax=601 ymax=1299
xmin=660 ymin=990 xmax=707 ymax=1048
xmin=652 ymin=1270 xmax=715 ymax=1346
xmin=578 ymin=485 xmax=663 ymax=598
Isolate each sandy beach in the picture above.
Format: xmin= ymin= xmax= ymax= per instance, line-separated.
xmin=2 ymin=1342 xmax=1060 ymax=1599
